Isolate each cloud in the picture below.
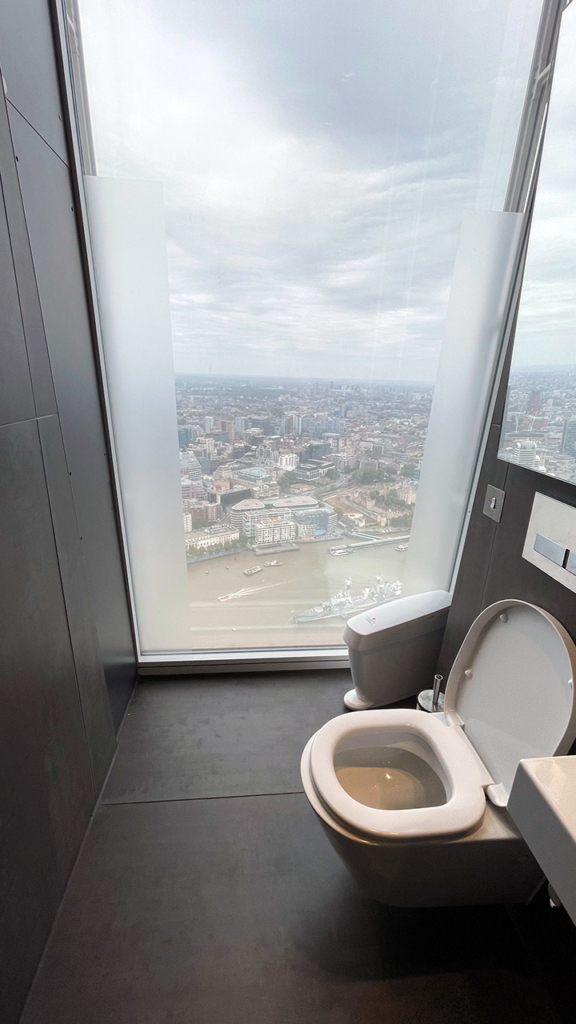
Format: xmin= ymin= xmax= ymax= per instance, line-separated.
xmin=78 ymin=0 xmax=543 ymax=379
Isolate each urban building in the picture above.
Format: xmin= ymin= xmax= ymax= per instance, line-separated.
xmin=510 ymin=441 xmax=539 ymax=470
xmin=180 ymin=450 xmax=203 ymax=479
xmin=561 ymin=418 xmax=576 ymax=458
xmin=189 ymin=501 xmax=222 ymax=525
xmin=229 ymin=498 xmax=266 ymax=535
xmin=293 ymin=506 xmax=337 ymax=537
xmin=237 ymin=467 xmax=272 ymax=484
xmin=296 ymin=463 xmax=320 ymax=481
xmin=254 ymin=517 xmax=297 ymax=545
xmin=178 ymin=425 xmax=193 ymax=448
xmin=187 ymin=528 xmax=240 ymax=550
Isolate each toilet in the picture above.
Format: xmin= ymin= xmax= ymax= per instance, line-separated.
xmin=301 ymin=599 xmax=576 ymax=907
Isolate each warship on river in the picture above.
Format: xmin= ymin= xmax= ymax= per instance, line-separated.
xmin=294 ymin=576 xmax=401 ymax=624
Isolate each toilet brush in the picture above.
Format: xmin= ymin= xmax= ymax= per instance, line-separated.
xmin=417 ymin=674 xmax=444 ymax=713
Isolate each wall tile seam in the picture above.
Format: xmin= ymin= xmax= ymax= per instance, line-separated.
xmin=0 ymin=413 xmax=57 ymax=431
xmin=0 ymin=174 xmax=36 ymax=418
xmin=1 ymin=97 xmax=60 ymax=419
xmin=5 ymin=96 xmax=69 ymax=169
xmin=34 ymin=415 xmax=99 ymax=803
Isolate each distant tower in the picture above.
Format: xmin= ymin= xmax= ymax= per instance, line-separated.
xmin=561 ymin=418 xmax=576 ymax=458
xmin=526 ymin=390 xmax=543 ymax=416
xmin=510 ymin=440 xmax=538 ymax=469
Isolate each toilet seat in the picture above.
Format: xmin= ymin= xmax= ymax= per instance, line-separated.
xmin=308 ymin=600 xmax=576 ymax=843
xmin=309 ymin=708 xmax=492 ymax=841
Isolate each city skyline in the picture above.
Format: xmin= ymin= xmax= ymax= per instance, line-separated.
xmin=499 ymin=365 xmax=576 ymax=484
xmin=175 ymin=369 xmax=422 ymax=642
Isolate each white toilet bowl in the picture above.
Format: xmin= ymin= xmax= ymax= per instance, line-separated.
xmin=301 ymin=599 xmax=576 ymax=907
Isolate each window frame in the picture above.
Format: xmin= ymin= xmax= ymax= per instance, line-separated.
xmin=51 ymin=0 xmax=568 ymax=672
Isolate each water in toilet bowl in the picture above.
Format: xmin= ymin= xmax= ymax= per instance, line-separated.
xmin=334 ymin=746 xmax=447 ymax=811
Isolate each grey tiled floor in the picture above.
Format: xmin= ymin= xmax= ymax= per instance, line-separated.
xmin=102 ymin=671 xmax=353 ymax=803
xmin=21 ymin=673 xmax=562 ymax=1024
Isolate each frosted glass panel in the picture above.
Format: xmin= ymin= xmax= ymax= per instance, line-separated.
xmin=403 ymin=210 xmax=523 ymax=596
xmin=85 ymin=177 xmax=190 ymax=652
xmin=74 ymin=0 xmax=542 ymax=654
xmin=498 ymin=2 xmax=576 ymax=483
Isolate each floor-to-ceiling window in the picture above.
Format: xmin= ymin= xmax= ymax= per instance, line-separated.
xmin=65 ymin=0 xmax=544 ymax=657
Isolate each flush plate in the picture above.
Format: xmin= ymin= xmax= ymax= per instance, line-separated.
xmin=523 ymin=493 xmax=576 ymax=593
xmin=533 ymin=533 xmax=566 ymax=567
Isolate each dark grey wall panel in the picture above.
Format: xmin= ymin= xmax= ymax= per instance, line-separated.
xmin=0 ymin=97 xmax=57 ymax=417
xmin=0 ymin=3 xmax=135 ymax=1018
xmin=38 ymin=415 xmax=116 ymax=788
xmin=441 ymin=329 xmax=576 ymax=673
xmin=0 ymin=418 xmax=94 ymax=1024
xmin=0 ymin=0 xmax=68 ymax=162
xmin=483 ymin=466 xmax=576 ymax=634
xmin=75 ymin=483 xmax=137 ymax=730
xmin=7 ymin=103 xmax=136 ymax=726
xmin=8 ymin=106 xmax=110 ymax=498
xmin=0 ymin=186 xmax=35 ymax=424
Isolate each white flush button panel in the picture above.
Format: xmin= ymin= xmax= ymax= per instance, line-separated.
xmin=523 ymin=493 xmax=576 ymax=593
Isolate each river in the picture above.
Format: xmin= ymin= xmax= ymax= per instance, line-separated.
xmin=187 ymin=537 xmax=408 ymax=649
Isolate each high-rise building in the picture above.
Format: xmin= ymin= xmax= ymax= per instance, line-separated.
xmin=281 ymin=413 xmax=303 ymax=436
xmin=256 ymin=443 xmax=274 ymax=462
xmin=510 ymin=440 xmax=538 ymax=469
xmin=561 ymin=418 xmax=576 ymax=458
xmin=197 ymin=437 xmax=216 ymax=454
xmin=181 ymin=476 xmax=194 ymax=502
xmin=220 ymin=419 xmax=236 ymax=442
xmin=305 ymin=442 xmax=331 ymax=461
xmin=526 ymin=390 xmax=543 ymax=416
xmin=178 ymin=426 xmax=192 ymax=448
xmin=278 ymin=453 xmax=299 ymax=471
xmin=179 ymin=450 xmax=202 ymax=479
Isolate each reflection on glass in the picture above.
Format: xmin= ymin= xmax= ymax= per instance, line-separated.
xmin=498 ymin=3 xmax=576 ymax=484
xmin=77 ymin=0 xmax=541 ymax=650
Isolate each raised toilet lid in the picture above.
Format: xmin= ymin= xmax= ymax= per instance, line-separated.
xmin=444 ymin=599 xmax=576 ymax=803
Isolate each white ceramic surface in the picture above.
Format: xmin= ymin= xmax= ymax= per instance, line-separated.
xmin=308 ymin=708 xmax=491 ymax=840
xmin=444 ymin=599 xmax=576 ymax=802
xmin=509 ymin=755 xmax=576 ymax=926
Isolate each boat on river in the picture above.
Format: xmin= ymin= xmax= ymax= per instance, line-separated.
xmin=244 ymin=565 xmax=263 ymax=577
xmin=294 ymin=577 xmax=401 ymax=624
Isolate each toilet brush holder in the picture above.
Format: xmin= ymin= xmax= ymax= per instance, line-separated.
xmin=417 ymin=674 xmax=445 ymax=713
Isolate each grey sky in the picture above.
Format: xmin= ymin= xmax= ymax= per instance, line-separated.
xmin=78 ymin=0 xmax=543 ymax=380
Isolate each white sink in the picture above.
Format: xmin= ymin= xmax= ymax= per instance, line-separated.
xmin=509 ymin=756 xmax=576 ymax=923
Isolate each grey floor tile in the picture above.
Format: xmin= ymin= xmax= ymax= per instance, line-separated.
xmin=20 ymin=795 xmax=559 ymax=1024
xmin=103 ymin=672 xmax=354 ymax=802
